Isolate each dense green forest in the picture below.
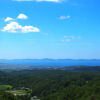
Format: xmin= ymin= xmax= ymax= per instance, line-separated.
xmin=0 ymin=68 xmax=100 ymax=100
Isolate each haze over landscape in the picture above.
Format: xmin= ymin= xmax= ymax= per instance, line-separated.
xmin=0 ymin=0 xmax=100 ymax=100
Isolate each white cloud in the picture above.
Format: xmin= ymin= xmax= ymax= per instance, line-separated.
xmin=59 ymin=16 xmax=71 ymax=20
xmin=5 ymin=14 xmax=28 ymax=21
xmin=2 ymin=22 xmax=40 ymax=33
xmin=36 ymin=0 xmax=61 ymax=3
xmin=14 ymin=0 xmax=63 ymax=3
xmin=17 ymin=14 xmax=28 ymax=19
xmin=62 ymin=36 xmax=80 ymax=42
xmin=5 ymin=17 xmax=14 ymax=22
xmin=13 ymin=0 xmax=33 ymax=1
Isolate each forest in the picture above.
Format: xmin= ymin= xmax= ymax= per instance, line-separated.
xmin=0 ymin=67 xmax=100 ymax=100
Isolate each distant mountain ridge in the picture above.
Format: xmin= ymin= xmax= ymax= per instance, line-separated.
xmin=0 ymin=59 xmax=100 ymax=66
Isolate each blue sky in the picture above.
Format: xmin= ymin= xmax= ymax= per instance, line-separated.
xmin=0 ymin=0 xmax=100 ymax=59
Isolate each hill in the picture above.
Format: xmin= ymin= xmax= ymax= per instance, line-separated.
xmin=0 ymin=59 xmax=100 ymax=66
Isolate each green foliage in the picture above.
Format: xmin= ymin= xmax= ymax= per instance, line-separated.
xmin=0 ymin=69 xmax=100 ymax=100
xmin=0 ymin=85 xmax=13 ymax=91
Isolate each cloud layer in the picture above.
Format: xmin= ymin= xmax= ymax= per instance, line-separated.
xmin=36 ymin=0 xmax=61 ymax=3
xmin=59 ymin=16 xmax=71 ymax=20
xmin=14 ymin=0 xmax=62 ymax=3
xmin=13 ymin=0 xmax=33 ymax=1
xmin=62 ymin=36 xmax=80 ymax=42
xmin=5 ymin=17 xmax=14 ymax=22
xmin=2 ymin=22 xmax=40 ymax=33
xmin=17 ymin=14 xmax=28 ymax=19
xmin=2 ymin=14 xmax=40 ymax=33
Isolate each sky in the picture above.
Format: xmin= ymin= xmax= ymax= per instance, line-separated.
xmin=0 ymin=0 xmax=100 ymax=59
